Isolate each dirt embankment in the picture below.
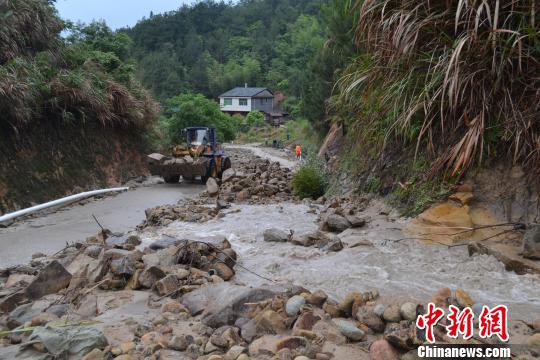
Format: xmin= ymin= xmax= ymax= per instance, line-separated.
xmin=0 ymin=122 xmax=150 ymax=214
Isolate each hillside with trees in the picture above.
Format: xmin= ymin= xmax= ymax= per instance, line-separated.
xmin=0 ymin=0 xmax=158 ymax=212
xmin=126 ymin=0 xmax=330 ymax=122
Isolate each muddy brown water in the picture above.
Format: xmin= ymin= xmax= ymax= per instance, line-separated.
xmin=140 ymin=200 xmax=540 ymax=320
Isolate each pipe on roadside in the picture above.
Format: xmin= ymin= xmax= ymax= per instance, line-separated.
xmin=0 ymin=187 xmax=129 ymax=223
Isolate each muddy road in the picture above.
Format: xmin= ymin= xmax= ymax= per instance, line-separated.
xmin=0 ymin=183 xmax=203 ymax=267
xmin=0 ymin=145 xmax=295 ymax=267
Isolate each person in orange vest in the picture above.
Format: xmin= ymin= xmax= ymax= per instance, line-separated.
xmin=295 ymin=144 xmax=302 ymax=161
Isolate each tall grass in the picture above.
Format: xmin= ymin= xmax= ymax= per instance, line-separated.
xmin=0 ymin=0 xmax=158 ymax=134
xmin=337 ymin=0 xmax=540 ymax=177
xmin=0 ymin=0 xmax=62 ymax=64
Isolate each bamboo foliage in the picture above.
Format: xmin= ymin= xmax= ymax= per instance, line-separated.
xmin=337 ymin=0 xmax=540 ymax=177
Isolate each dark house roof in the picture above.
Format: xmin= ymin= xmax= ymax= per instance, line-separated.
xmin=219 ymin=87 xmax=273 ymax=98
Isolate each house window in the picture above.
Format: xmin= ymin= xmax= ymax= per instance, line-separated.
xmin=239 ymin=99 xmax=248 ymax=106
xmin=223 ymin=98 xmax=232 ymax=106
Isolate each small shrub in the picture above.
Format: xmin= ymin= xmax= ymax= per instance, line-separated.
xmin=292 ymin=159 xmax=328 ymax=199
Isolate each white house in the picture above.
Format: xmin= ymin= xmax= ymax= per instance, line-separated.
xmin=218 ymin=86 xmax=274 ymax=115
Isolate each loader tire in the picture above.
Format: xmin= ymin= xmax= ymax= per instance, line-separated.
xmin=220 ymin=157 xmax=232 ymax=177
xmin=201 ymin=159 xmax=216 ymax=184
xmin=163 ymin=175 xmax=180 ymax=184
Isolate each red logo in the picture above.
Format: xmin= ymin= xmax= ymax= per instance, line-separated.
xmin=478 ymin=305 xmax=509 ymax=342
xmin=416 ymin=303 xmax=445 ymax=343
xmin=416 ymin=303 xmax=509 ymax=343
xmin=446 ymin=305 xmax=474 ymax=339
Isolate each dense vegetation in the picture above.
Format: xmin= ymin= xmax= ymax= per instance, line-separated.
xmin=0 ymin=0 xmax=157 ymax=136
xmin=328 ymin=0 xmax=540 ymax=179
xmin=126 ymin=0 xmax=331 ymax=123
xmin=159 ymin=93 xmax=243 ymax=143
xmin=292 ymin=158 xmax=328 ymax=199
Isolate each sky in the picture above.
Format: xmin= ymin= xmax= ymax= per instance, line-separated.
xmin=54 ymin=0 xmax=195 ymax=30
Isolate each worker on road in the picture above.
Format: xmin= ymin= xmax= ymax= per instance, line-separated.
xmin=295 ymin=144 xmax=302 ymax=161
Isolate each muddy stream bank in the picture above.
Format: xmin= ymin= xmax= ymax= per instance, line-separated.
xmin=141 ymin=200 xmax=540 ymax=321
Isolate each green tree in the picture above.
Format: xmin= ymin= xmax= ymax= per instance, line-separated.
xmin=161 ymin=93 xmax=239 ymax=143
xmin=245 ymin=111 xmax=265 ymax=128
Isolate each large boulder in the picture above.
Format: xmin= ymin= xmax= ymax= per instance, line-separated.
xmin=522 ymin=225 xmax=540 ymax=259
xmin=207 ymin=177 xmax=220 ymax=197
xmin=181 ymin=283 xmax=283 ymax=328
xmin=263 ymin=228 xmax=290 ymax=243
xmin=222 ymin=169 xmax=236 ymax=183
xmin=324 ymin=214 xmax=352 ymax=233
xmin=25 ymin=261 xmax=72 ymax=300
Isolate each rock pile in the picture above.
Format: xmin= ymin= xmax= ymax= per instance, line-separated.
xmin=316 ymin=196 xmax=370 ymax=234
xmin=212 ymin=150 xmax=295 ymax=204
xmin=0 ymin=229 xmax=239 ymax=358
xmin=143 ymin=200 xmax=220 ymax=227
xmin=262 ymin=228 xmax=344 ymax=252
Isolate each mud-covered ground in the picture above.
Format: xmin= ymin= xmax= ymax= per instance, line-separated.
xmin=0 ymin=145 xmax=539 ymax=360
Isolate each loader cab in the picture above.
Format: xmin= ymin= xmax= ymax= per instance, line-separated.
xmin=183 ymin=127 xmax=222 ymax=156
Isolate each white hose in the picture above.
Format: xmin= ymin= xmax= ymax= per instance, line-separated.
xmin=0 ymin=187 xmax=129 ymax=223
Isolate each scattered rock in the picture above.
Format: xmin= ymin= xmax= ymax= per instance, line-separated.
xmin=400 ymin=302 xmax=417 ymax=321
xmin=527 ymin=333 xmax=540 ymax=348
xmin=4 ymin=274 xmax=35 ymax=288
xmin=374 ymin=304 xmax=386 ymax=317
xmin=370 ymin=339 xmax=399 ymax=360
xmin=324 ymin=214 xmax=351 ymax=232
xmin=312 ymin=320 xmax=346 ymax=345
xmin=383 ymin=305 xmax=401 ymax=323
xmin=455 ymin=288 xmax=474 ymax=308
xmin=344 ymin=215 xmax=367 ymax=228
xmin=304 ymin=290 xmax=327 ymax=307
xmin=207 ymin=178 xmax=220 ymax=197
xmin=333 ymin=319 xmax=365 ymax=341
xmin=256 ymin=309 xmax=287 ymax=333
xmin=286 ymin=295 xmax=306 ymax=316
xmin=222 ymin=169 xmax=236 ymax=183
xmin=356 ymin=307 xmax=385 ymax=333
xmin=82 ymin=348 xmax=105 ymax=360
xmin=25 ymin=261 xmax=72 ymax=300
xmin=431 ymin=287 xmax=452 ymax=307
xmin=181 ymin=283 xmax=281 ymax=328
xmin=263 ymin=228 xmax=290 ymax=243
xmin=155 ymin=275 xmax=179 ymax=296
xmin=249 ymin=335 xmax=308 ymax=357
xmin=210 ymin=262 xmax=235 ymax=281
xmin=384 ymin=322 xmax=421 ymax=350
xmin=139 ymin=266 xmax=166 ymax=289
xmin=338 ymin=292 xmax=361 ymax=317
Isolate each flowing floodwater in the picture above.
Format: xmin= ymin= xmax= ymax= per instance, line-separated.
xmin=140 ymin=200 xmax=540 ymax=320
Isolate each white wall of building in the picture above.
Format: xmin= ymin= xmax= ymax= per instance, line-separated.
xmin=219 ymin=97 xmax=251 ymax=112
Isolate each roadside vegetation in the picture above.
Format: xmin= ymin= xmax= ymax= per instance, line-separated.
xmin=292 ymin=156 xmax=329 ymax=199
xmin=299 ymin=0 xmax=540 ymax=214
xmin=330 ymin=0 xmax=540 ymax=177
xmin=0 ymin=0 xmax=157 ymax=136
